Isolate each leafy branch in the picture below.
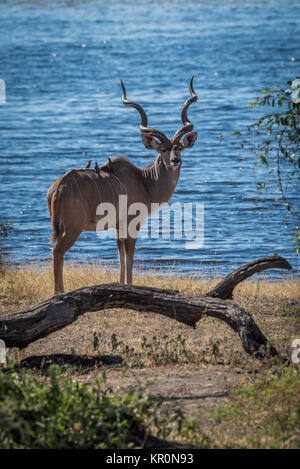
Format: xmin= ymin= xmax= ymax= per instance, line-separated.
xmin=235 ymin=79 xmax=300 ymax=253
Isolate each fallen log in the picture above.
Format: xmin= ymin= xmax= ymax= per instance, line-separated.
xmin=0 ymin=254 xmax=292 ymax=358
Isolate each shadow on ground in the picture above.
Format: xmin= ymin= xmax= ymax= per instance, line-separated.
xmin=19 ymin=353 xmax=123 ymax=370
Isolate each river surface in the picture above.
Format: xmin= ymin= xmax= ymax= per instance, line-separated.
xmin=0 ymin=0 xmax=299 ymax=277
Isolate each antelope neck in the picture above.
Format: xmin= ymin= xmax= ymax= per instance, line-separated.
xmin=141 ymin=153 xmax=180 ymax=205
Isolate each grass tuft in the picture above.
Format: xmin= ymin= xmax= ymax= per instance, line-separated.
xmin=210 ymin=365 xmax=300 ymax=449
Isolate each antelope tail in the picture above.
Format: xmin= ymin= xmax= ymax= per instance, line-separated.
xmin=48 ymin=191 xmax=61 ymax=244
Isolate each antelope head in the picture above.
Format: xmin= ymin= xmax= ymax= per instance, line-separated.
xmin=120 ymin=76 xmax=198 ymax=173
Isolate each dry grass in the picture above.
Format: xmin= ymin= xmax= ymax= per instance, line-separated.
xmin=0 ymin=261 xmax=299 ymax=308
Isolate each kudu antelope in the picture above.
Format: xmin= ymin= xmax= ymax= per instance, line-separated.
xmin=47 ymin=77 xmax=198 ymax=294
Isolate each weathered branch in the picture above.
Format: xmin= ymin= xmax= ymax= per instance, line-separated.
xmin=0 ymin=255 xmax=292 ymax=358
xmin=207 ymin=253 xmax=292 ymax=299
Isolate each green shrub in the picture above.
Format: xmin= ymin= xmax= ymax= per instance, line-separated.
xmin=0 ymin=221 xmax=13 ymax=269
xmin=0 ymin=364 xmax=159 ymax=449
xmin=233 ymin=79 xmax=299 ymax=253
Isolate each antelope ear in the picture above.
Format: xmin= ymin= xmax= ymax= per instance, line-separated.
xmin=142 ymin=134 xmax=161 ymax=151
xmin=182 ymin=132 xmax=198 ymax=149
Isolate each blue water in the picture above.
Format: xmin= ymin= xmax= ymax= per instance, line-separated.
xmin=0 ymin=0 xmax=299 ymax=277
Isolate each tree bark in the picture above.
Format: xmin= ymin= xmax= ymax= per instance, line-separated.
xmin=207 ymin=253 xmax=292 ymax=299
xmin=0 ymin=254 xmax=292 ymax=358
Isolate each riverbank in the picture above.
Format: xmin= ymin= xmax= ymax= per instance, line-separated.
xmin=0 ymin=263 xmax=299 ymax=448
xmin=1 ymin=262 xmax=299 ymax=367
xmin=1 ymin=260 xmax=299 ymax=305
